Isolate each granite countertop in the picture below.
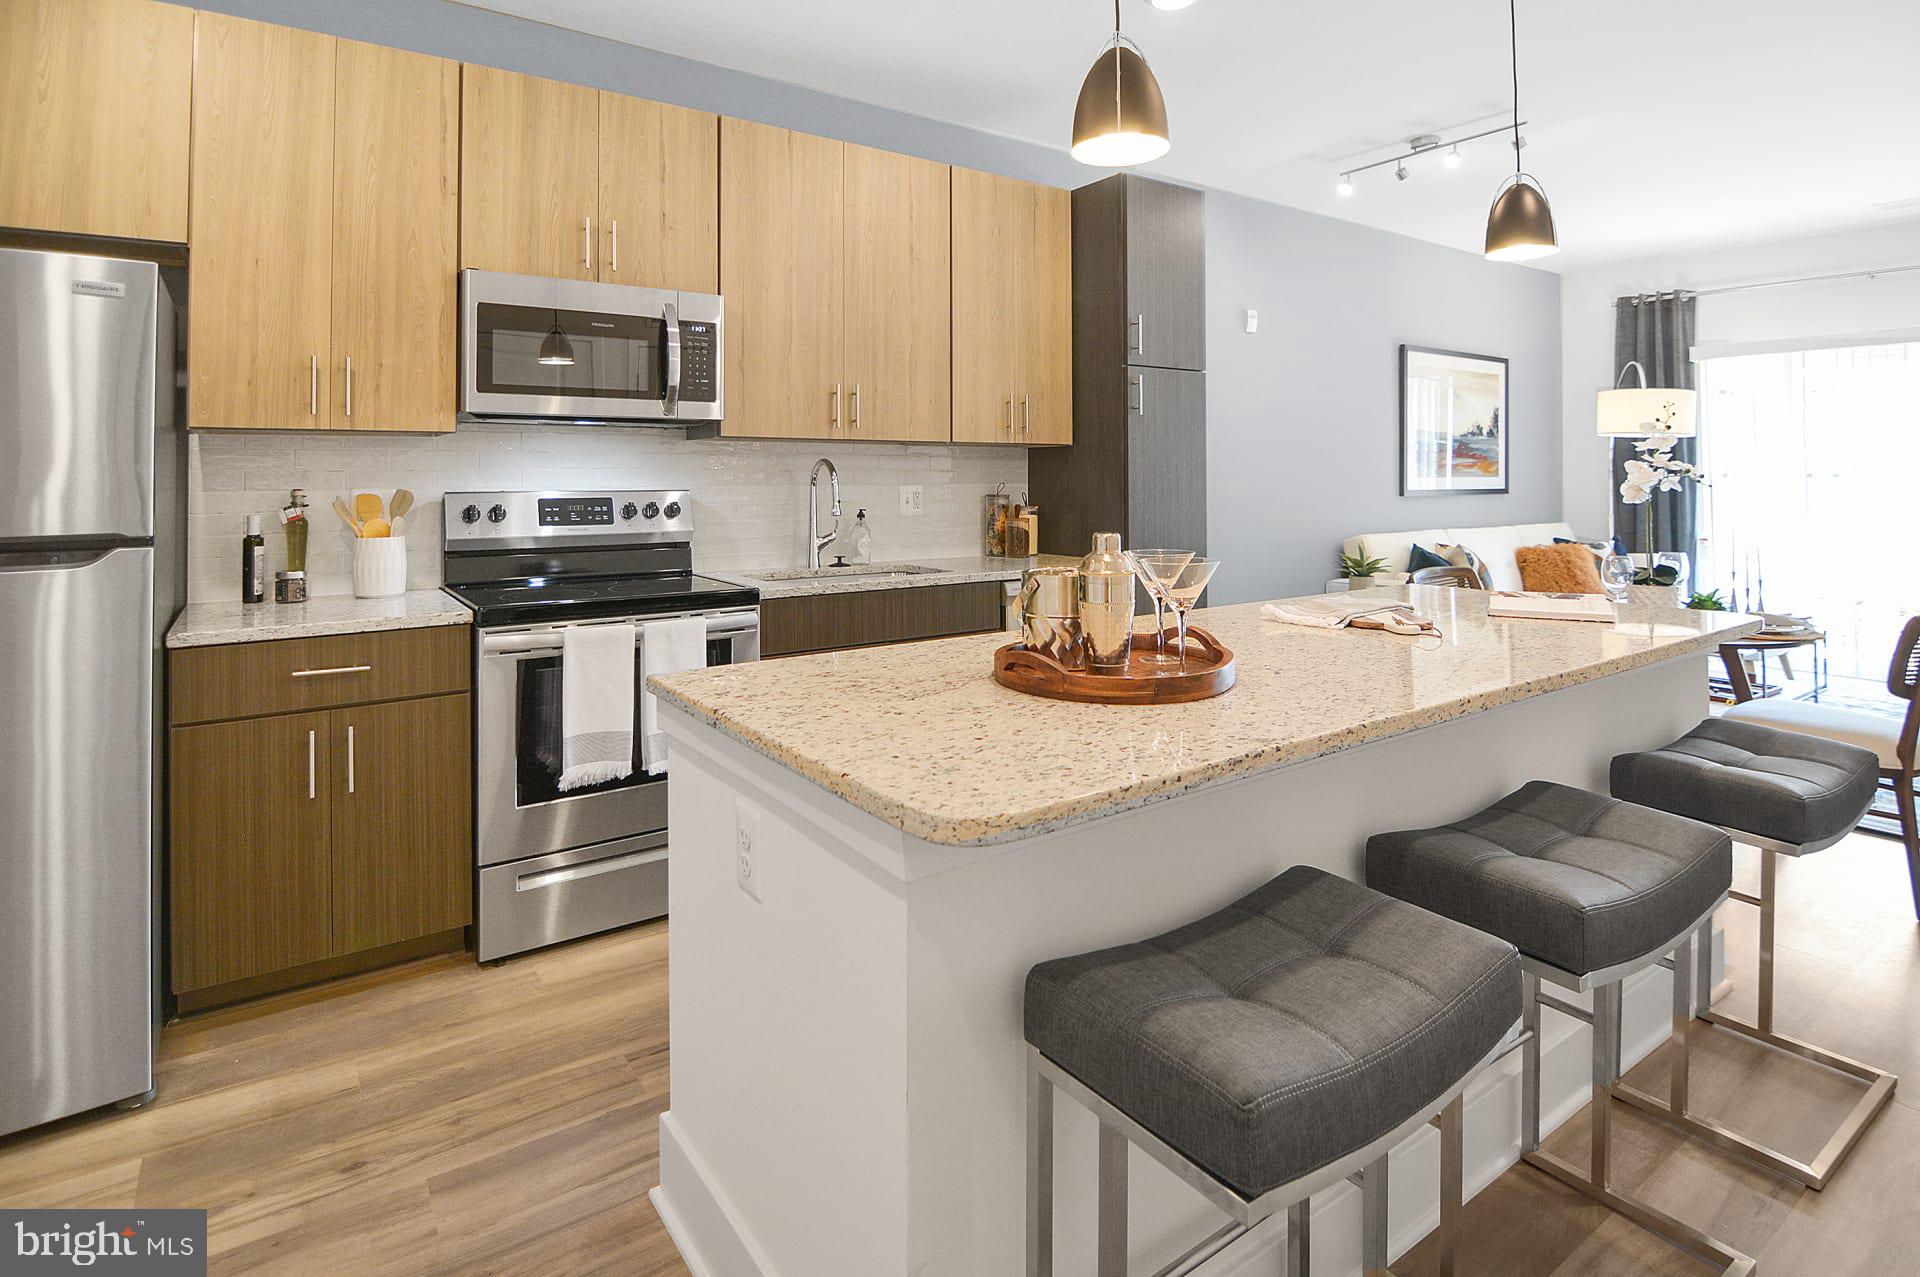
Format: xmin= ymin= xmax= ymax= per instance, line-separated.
xmin=166 ymin=589 xmax=473 ymax=648
xmin=649 ymin=586 xmax=1763 ymax=847
xmin=709 ymin=554 xmax=1078 ymax=600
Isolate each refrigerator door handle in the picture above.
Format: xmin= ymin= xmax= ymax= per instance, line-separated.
xmin=0 ymin=547 xmax=120 ymax=572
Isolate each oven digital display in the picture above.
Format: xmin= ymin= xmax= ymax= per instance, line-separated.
xmin=537 ymin=497 xmax=615 ymax=527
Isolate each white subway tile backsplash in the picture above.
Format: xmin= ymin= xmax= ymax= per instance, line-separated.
xmin=186 ymin=426 xmax=1028 ymax=602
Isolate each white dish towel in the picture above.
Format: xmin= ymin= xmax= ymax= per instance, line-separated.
xmin=558 ymin=623 xmax=636 ymax=792
xmin=640 ymin=616 xmax=710 ymax=776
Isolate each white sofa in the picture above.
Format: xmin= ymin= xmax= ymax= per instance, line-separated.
xmin=1340 ymin=521 xmax=1577 ymax=592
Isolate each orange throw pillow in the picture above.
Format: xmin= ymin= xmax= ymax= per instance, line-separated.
xmin=1515 ymin=543 xmax=1605 ymax=593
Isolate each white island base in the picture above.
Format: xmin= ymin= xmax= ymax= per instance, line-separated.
xmin=651 ymin=656 xmax=1714 ymax=1277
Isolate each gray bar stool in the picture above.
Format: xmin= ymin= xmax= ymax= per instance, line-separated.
xmin=1367 ymin=781 xmax=1754 ymax=1275
xmin=1610 ymin=717 xmax=1894 ymax=1189
xmin=1023 ymin=866 xmax=1522 ymax=1276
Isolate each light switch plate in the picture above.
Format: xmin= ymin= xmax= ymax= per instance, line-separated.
xmin=1244 ymin=309 xmax=1259 ymax=333
xmin=898 ymin=485 xmax=924 ymax=517
xmin=735 ymin=799 xmax=762 ymax=902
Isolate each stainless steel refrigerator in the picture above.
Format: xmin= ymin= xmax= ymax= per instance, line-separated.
xmin=0 ymin=247 xmax=183 ymax=1135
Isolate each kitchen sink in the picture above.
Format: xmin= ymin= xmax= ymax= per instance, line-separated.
xmin=755 ymin=563 xmax=952 ymax=581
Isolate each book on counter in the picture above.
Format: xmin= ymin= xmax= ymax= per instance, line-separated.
xmin=1485 ymin=591 xmax=1619 ymax=622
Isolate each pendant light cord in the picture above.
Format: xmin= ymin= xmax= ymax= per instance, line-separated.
xmin=1508 ymin=0 xmax=1521 ymax=177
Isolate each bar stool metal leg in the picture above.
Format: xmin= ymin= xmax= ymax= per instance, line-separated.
xmin=1286 ymin=1199 xmax=1311 ymax=1277
xmin=1617 ymin=841 xmax=1899 ymax=1191
xmin=1097 ymin=1122 xmax=1127 ymax=1276
xmin=1438 ymin=1097 xmax=1462 ymax=1277
xmin=1027 ymin=1065 xmax=1053 ymax=1277
xmin=1359 ymin=1155 xmax=1389 ymax=1276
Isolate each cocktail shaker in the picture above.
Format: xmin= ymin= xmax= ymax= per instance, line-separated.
xmin=1017 ymin=566 xmax=1082 ymax=668
xmin=1078 ymin=532 xmax=1136 ymax=673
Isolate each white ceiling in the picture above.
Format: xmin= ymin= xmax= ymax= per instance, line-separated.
xmin=460 ymin=0 xmax=1920 ymax=271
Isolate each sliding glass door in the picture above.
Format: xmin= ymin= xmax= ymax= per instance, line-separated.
xmin=1697 ymin=340 xmax=1919 ymax=680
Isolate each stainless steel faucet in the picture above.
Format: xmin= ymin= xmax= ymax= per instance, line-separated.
xmin=808 ymin=458 xmax=842 ymax=568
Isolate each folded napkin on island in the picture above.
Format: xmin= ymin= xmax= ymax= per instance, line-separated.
xmin=1261 ymin=597 xmax=1440 ymax=636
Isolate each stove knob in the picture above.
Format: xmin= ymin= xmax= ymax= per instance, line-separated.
xmin=640 ymin=501 xmax=660 ymax=520
xmin=663 ymin=500 xmax=682 ymax=520
xmin=460 ymin=504 xmax=482 ymax=525
xmin=487 ymin=504 xmax=508 ymax=524
xmin=620 ymin=502 xmax=639 ymax=521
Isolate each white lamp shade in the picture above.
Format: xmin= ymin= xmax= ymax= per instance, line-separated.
xmin=1596 ymin=387 xmax=1696 ymax=438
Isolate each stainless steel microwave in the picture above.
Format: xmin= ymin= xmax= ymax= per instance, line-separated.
xmin=459 ymin=269 xmax=723 ymax=425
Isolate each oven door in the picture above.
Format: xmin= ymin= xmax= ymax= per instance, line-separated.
xmin=475 ymin=607 xmax=758 ymax=868
xmin=460 ymin=269 xmax=722 ymax=423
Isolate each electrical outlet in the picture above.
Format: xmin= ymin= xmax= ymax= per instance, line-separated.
xmin=735 ymin=800 xmax=762 ymax=901
xmin=898 ymin=485 xmax=924 ymax=517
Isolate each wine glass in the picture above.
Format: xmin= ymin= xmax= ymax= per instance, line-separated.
xmin=1126 ymin=550 xmax=1194 ymax=667
xmin=1163 ymin=558 xmax=1221 ymax=672
xmin=1600 ymin=554 xmax=1634 ymax=603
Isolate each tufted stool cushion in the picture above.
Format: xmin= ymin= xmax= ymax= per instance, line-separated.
xmin=1610 ymin=717 xmax=1881 ymax=848
xmin=1023 ymin=866 xmax=1520 ymax=1200
xmin=1366 ymin=781 xmax=1731 ymax=976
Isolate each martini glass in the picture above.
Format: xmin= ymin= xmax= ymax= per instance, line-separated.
xmin=1163 ymin=558 xmax=1221 ymax=673
xmin=1126 ymin=550 xmax=1194 ymax=668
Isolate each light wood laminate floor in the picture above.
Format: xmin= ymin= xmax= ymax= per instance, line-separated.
xmin=0 ymin=831 xmax=1913 ymax=1275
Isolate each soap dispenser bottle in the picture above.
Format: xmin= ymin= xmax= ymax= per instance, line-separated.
xmin=851 ymin=509 xmax=873 ymax=564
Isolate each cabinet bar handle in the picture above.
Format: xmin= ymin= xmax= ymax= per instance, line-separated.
xmin=1131 ymin=313 xmax=1145 ymax=355
xmin=1129 ymin=373 xmax=1144 ymax=414
xmin=310 ymin=355 xmax=318 ymax=416
xmin=307 ymin=729 xmax=316 ymax=800
xmin=610 ymin=219 xmax=618 ymax=274
xmin=851 ymin=383 xmax=860 ymax=433
xmin=1006 ymin=396 xmax=1015 ymax=439
xmin=345 ymin=355 xmax=353 ymax=418
xmin=289 ymin=664 xmax=372 ymax=679
xmin=347 ymin=724 xmax=356 ymax=795
xmin=1022 ymin=395 xmax=1031 ymax=438
xmin=584 ymin=215 xmax=594 ymax=273
xmin=832 ymin=383 xmax=842 ymax=433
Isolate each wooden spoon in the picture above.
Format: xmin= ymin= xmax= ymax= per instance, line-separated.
xmin=331 ymin=495 xmax=363 ymax=536
xmin=388 ymin=488 xmax=415 ymax=522
xmin=354 ymin=491 xmax=384 ymax=525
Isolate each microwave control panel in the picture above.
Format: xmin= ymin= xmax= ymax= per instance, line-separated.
xmin=678 ymin=322 xmax=717 ymax=403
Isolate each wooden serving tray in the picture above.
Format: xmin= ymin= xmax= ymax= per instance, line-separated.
xmin=993 ymin=626 xmax=1235 ymax=705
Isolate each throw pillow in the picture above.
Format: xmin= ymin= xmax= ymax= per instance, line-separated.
xmin=1406 ymin=544 xmax=1452 ymax=572
xmin=1516 ymin=543 xmax=1606 ymax=593
xmin=1436 ymin=542 xmax=1487 ymax=586
xmin=1554 ymin=535 xmax=1625 ymax=557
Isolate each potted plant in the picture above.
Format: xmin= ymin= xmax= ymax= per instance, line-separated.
xmin=1686 ymin=589 xmax=1728 ymax=611
xmin=1340 ymin=542 xmax=1388 ymax=590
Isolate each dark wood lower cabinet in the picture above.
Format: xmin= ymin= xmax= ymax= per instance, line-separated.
xmin=760 ymin=581 xmax=1007 ymax=657
xmin=170 ymin=710 xmax=335 ymax=992
xmin=329 ymin=694 xmax=473 ymax=955
xmin=169 ymin=630 xmax=475 ymax=1007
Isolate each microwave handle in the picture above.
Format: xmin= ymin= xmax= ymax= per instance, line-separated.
xmin=663 ymin=301 xmax=682 ymax=417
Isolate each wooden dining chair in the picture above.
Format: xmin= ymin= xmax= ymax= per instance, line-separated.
xmin=1410 ymin=565 xmax=1483 ymax=589
xmin=1721 ymin=615 xmax=1920 ymax=919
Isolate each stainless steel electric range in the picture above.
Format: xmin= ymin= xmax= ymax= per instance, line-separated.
xmin=441 ymin=489 xmax=759 ymax=961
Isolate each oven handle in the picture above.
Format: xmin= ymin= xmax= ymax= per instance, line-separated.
xmin=480 ymin=610 xmax=759 ymax=656
xmin=663 ymin=300 xmax=682 ymax=417
xmin=516 ymin=846 xmax=668 ymax=892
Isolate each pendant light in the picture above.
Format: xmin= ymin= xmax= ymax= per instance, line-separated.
xmin=1483 ymin=0 xmax=1557 ymax=262
xmin=537 ymin=311 xmax=576 ymax=366
xmin=1071 ymin=0 xmax=1171 ymax=167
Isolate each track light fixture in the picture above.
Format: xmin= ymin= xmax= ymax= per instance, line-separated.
xmin=1071 ymin=0 xmax=1172 ymax=167
xmin=1331 ymin=121 xmax=1523 ymax=195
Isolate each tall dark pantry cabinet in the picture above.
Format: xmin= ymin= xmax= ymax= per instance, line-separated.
xmin=1031 ymin=174 xmax=1206 ymax=564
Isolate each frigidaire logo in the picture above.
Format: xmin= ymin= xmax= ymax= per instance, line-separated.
xmin=2 ymin=1210 xmax=206 ymax=1274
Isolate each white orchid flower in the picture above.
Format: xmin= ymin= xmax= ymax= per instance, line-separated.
xmin=1619 ymin=479 xmax=1653 ymax=505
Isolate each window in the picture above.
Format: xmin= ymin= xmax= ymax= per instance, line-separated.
xmin=1696 ymin=340 xmax=1920 ymax=680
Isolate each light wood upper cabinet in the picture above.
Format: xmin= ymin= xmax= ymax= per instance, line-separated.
xmin=1020 ymin=182 xmax=1073 ymax=445
xmin=331 ymin=41 xmax=460 ymax=432
xmin=459 ymin=64 xmax=599 ymax=281
xmin=599 ymin=93 xmax=719 ymax=292
xmin=720 ymin=118 xmax=844 ymax=440
xmin=842 ymin=144 xmax=951 ymax=442
xmin=0 ymin=0 xmax=192 ymax=242
xmin=188 ymin=12 xmax=335 ymax=430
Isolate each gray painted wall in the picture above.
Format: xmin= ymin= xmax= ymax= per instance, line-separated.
xmin=194 ymin=0 xmax=1564 ymax=605
xmin=1205 ymin=192 xmax=1563 ymax=602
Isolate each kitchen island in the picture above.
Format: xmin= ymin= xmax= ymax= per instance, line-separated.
xmin=645 ymin=587 xmax=1761 ymax=1277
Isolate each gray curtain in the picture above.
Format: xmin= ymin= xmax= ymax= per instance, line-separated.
xmin=1611 ymin=293 xmax=1697 ymax=556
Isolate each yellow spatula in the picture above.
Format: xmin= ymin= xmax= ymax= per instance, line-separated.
xmin=354 ymin=491 xmax=384 ymax=526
